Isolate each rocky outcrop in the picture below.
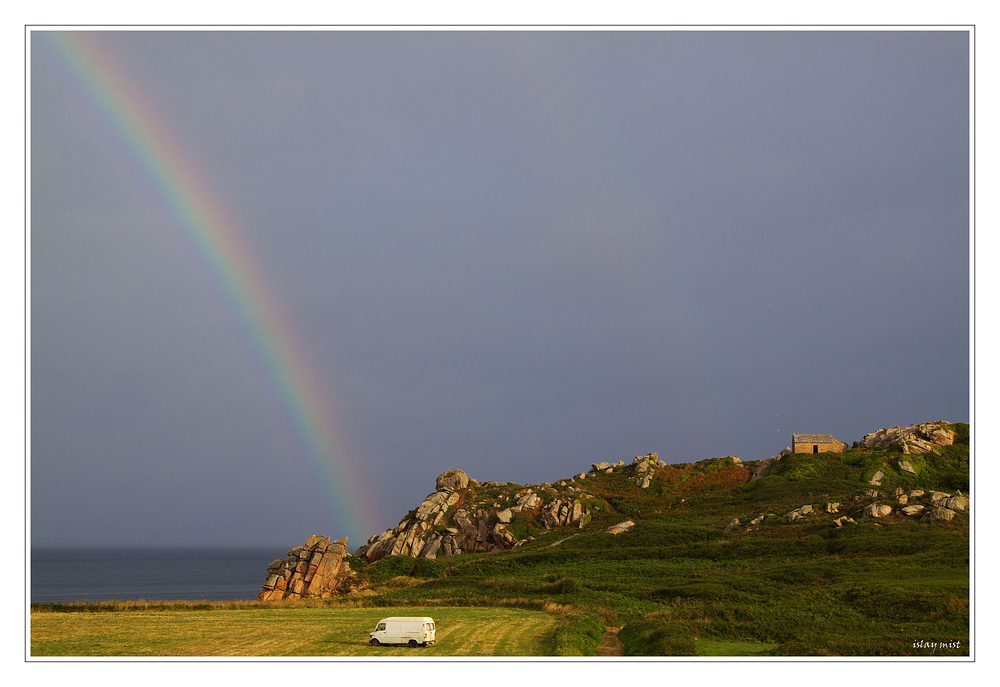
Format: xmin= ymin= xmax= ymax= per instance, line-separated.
xmin=633 ymin=453 xmax=660 ymax=473
xmin=345 ymin=427 xmax=967 ymax=571
xmin=355 ymin=469 xmax=580 ymax=564
xmin=258 ymin=535 xmax=358 ymax=601
xmin=513 ymin=491 xmax=541 ymax=511
xmin=436 ymin=469 xmax=470 ymax=492
xmin=740 ymin=484 xmax=969 ymax=528
xmin=858 ymin=421 xmax=957 ymax=455
xmin=541 ymin=497 xmax=591 ymax=529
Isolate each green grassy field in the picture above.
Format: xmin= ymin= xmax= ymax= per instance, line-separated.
xmin=30 ymin=605 xmax=562 ymax=657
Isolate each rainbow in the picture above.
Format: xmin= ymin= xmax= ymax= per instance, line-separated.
xmin=37 ymin=31 xmax=381 ymax=547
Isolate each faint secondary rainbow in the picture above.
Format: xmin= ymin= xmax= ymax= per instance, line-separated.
xmin=39 ymin=31 xmax=380 ymax=546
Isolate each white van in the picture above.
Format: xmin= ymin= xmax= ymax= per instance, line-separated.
xmin=368 ymin=616 xmax=436 ymax=647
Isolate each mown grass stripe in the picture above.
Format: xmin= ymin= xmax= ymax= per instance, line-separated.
xmin=31 ymin=606 xmax=562 ymax=657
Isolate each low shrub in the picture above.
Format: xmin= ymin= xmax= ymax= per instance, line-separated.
xmin=950 ymin=422 xmax=970 ymax=445
xmin=547 ymin=575 xmax=578 ymax=594
xmin=553 ymin=613 xmax=605 ymax=656
xmin=620 ymin=612 xmax=697 ymax=656
xmin=649 ymin=582 xmax=732 ymax=602
xmin=365 ymin=555 xmax=443 ymax=583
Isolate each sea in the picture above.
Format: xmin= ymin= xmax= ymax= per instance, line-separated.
xmin=31 ymin=547 xmax=285 ymax=604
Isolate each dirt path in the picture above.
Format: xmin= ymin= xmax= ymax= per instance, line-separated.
xmin=596 ymin=627 xmax=624 ymax=656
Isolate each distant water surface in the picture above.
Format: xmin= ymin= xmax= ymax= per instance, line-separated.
xmin=31 ymin=547 xmax=282 ymax=603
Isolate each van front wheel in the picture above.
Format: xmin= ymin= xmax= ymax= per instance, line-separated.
xmin=409 ymin=639 xmax=418 ymax=648
xmin=370 ymin=639 xmax=380 ymax=646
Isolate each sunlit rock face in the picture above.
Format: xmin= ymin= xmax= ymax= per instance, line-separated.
xmin=257 ymin=535 xmax=359 ymax=601
xmin=858 ymin=421 xmax=957 ymax=454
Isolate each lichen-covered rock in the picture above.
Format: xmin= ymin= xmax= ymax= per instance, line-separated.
xmin=926 ymin=507 xmax=956 ymax=522
xmin=419 ymin=537 xmax=442 ymax=559
xmin=863 ymin=504 xmax=893 ymax=518
xmin=930 ymin=491 xmax=951 ymax=506
xmin=785 ymin=505 xmax=813 ymax=521
xmin=901 ymin=505 xmax=925 ymax=516
xmin=541 ymin=497 xmax=590 ymax=529
xmin=435 ymin=469 xmax=470 ymax=492
xmin=606 ymin=520 xmax=635 ymax=535
xmin=414 ymin=490 xmax=462 ymax=525
xmin=512 ymin=491 xmax=540 ymax=511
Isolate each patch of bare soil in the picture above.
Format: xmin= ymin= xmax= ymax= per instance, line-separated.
xmin=596 ymin=627 xmax=624 ymax=656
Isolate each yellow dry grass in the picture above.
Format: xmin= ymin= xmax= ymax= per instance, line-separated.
xmin=30 ymin=605 xmax=560 ymax=657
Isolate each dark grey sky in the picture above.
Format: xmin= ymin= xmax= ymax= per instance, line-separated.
xmin=31 ymin=30 xmax=970 ymax=548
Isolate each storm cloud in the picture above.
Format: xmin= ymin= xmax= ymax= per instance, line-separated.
xmin=30 ymin=30 xmax=969 ymax=548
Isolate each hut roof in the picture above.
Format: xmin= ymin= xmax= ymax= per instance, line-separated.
xmin=792 ymin=434 xmax=836 ymax=443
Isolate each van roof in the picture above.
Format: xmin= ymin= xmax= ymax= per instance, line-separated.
xmin=378 ymin=617 xmax=434 ymax=622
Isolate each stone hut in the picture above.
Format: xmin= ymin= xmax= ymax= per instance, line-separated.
xmin=792 ymin=433 xmax=846 ymax=454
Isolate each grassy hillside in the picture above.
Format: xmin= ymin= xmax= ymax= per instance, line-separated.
xmin=341 ymin=425 xmax=970 ymax=656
